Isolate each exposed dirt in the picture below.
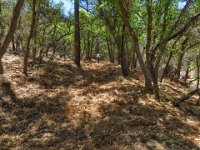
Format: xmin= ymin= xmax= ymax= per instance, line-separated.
xmin=0 ymin=54 xmax=200 ymax=150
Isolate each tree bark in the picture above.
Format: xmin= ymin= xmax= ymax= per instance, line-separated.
xmin=0 ymin=1 xmax=4 ymax=47
xmin=118 ymin=0 xmax=154 ymax=92
xmin=12 ymin=35 xmax=16 ymax=51
xmin=106 ymin=37 xmax=114 ymax=63
xmin=23 ymin=0 xmax=36 ymax=76
xmin=74 ymin=0 xmax=81 ymax=69
xmin=131 ymin=43 xmax=137 ymax=69
xmin=145 ymin=0 xmax=155 ymax=93
xmin=160 ymin=52 xmax=173 ymax=82
xmin=97 ymin=0 xmax=129 ymax=74
xmin=173 ymin=37 xmax=188 ymax=81
xmin=184 ymin=62 xmax=190 ymax=85
xmin=0 ymin=0 xmax=25 ymax=74
xmin=120 ymin=24 xmax=129 ymax=76
xmin=196 ymin=52 xmax=200 ymax=89
xmin=16 ymin=17 xmax=22 ymax=52
xmin=32 ymin=8 xmax=39 ymax=64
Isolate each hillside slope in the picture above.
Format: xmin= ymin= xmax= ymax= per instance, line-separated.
xmin=0 ymin=54 xmax=200 ymax=150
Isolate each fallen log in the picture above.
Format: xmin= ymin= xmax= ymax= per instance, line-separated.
xmin=172 ymin=88 xmax=200 ymax=107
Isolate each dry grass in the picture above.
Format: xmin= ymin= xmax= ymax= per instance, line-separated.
xmin=0 ymin=54 xmax=200 ymax=150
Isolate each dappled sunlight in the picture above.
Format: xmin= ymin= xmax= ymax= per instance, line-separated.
xmin=0 ymin=54 xmax=200 ymax=149
xmin=1 ymin=0 xmax=200 ymax=148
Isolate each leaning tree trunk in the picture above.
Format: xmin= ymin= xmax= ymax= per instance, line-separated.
xmin=23 ymin=0 xmax=36 ymax=76
xmin=74 ymin=0 xmax=81 ymax=69
xmin=0 ymin=1 xmax=4 ymax=47
xmin=0 ymin=0 xmax=25 ymax=74
xmin=118 ymin=0 xmax=154 ymax=92
xmin=173 ymin=89 xmax=200 ymax=107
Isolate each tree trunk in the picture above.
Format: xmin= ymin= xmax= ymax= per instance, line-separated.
xmin=32 ymin=48 xmax=36 ymax=63
xmin=16 ymin=16 xmax=22 ymax=52
xmin=39 ymin=49 xmax=43 ymax=64
xmin=0 ymin=0 xmax=25 ymax=74
xmin=173 ymin=37 xmax=188 ymax=81
xmin=120 ymin=24 xmax=129 ymax=76
xmin=131 ymin=43 xmax=137 ymax=69
xmin=145 ymin=0 xmax=153 ymax=88
xmin=196 ymin=52 xmax=200 ymax=89
xmin=0 ymin=1 xmax=4 ymax=46
xmin=118 ymin=0 xmax=154 ymax=92
xmin=174 ymin=52 xmax=184 ymax=81
xmin=152 ymin=44 xmax=167 ymax=100
xmin=12 ymin=35 xmax=16 ymax=51
xmin=160 ymin=52 xmax=173 ymax=82
xmin=184 ymin=62 xmax=190 ymax=85
xmin=89 ymin=39 xmax=93 ymax=60
xmin=106 ymin=37 xmax=114 ymax=63
xmin=74 ymin=0 xmax=81 ymax=69
xmin=16 ymin=39 xmax=20 ymax=51
xmin=86 ymin=31 xmax=90 ymax=60
xmin=23 ymin=0 xmax=36 ymax=76
xmin=32 ymin=11 xmax=39 ymax=64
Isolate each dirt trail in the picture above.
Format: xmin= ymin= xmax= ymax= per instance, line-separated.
xmin=0 ymin=54 xmax=200 ymax=150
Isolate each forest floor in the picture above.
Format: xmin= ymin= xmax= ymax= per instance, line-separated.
xmin=0 ymin=53 xmax=200 ymax=150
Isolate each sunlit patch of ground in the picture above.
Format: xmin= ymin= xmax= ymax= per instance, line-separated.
xmin=0 ymin=54 xmax=200 ymax=149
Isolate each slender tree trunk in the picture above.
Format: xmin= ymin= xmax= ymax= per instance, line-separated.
xmin=160 ymin=52 xmax=173 ymax=82
xmin=184 ymin=62 xmax=190 ymax=85
xmin=74 ymin=0 xmax=81 ymax=68
xmin=173 ymin=37 xmax=188 ymax=81
xmin=12 ymin=36 xmax=16 ymax=51
xmin=16 ymin=39 xmax=20 ymax=51
xmin=118 ymin=0 xmax=154 ymax=92
xmin=145 ymin=0 xmax=153 ymax=89
xmin=32 ymin=12 xmax=39 ymax=64
xmin=131 ymin=43 xmax=137 ymax=69
xmin=151 ymin=67 xmax=160 ymax=99
xmin=120 ymin=24 xmax=129 ymax=76
xmin=117 ymin=47 xmax=121 ymax=65
xmin=86 ymin=31 xmax=91 ymax=60
xmin=98 ymin=0 xmax=129 ymax=74
xmin=39 ymin=49 xmax=43 ymax=64
xmin=16 ymin=16 xmax=22 ymax=52
xmin=174 ymin=52 xmax=184 ymax=81
xmin=152 ymin=44 xmax=167 ymax=100
xmin=0 ymin=1 xmax=4 ymax=46
xmin=48 ymin=45 xmax=57 ymax=63
xmin=196 ymin=52 xmax=200 ymax=89
xmin=106 ymin=37 xmax=114 ymax=63
xmin=23 ymin=0 xmax=36 ymax=76
xmin=32 ymin=48 xmax=36 ymax=63
xmin=0 ymin=0 xmax=24 ymax=74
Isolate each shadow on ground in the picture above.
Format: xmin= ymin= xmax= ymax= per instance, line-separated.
xmin=0 ymin=60 xmax=200 ymax=150
xmin=27 ymin=61 xmax=138 ymax=89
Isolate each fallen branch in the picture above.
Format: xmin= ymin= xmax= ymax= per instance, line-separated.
xmin=172 ymin=88 xmax=200 ymax=107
